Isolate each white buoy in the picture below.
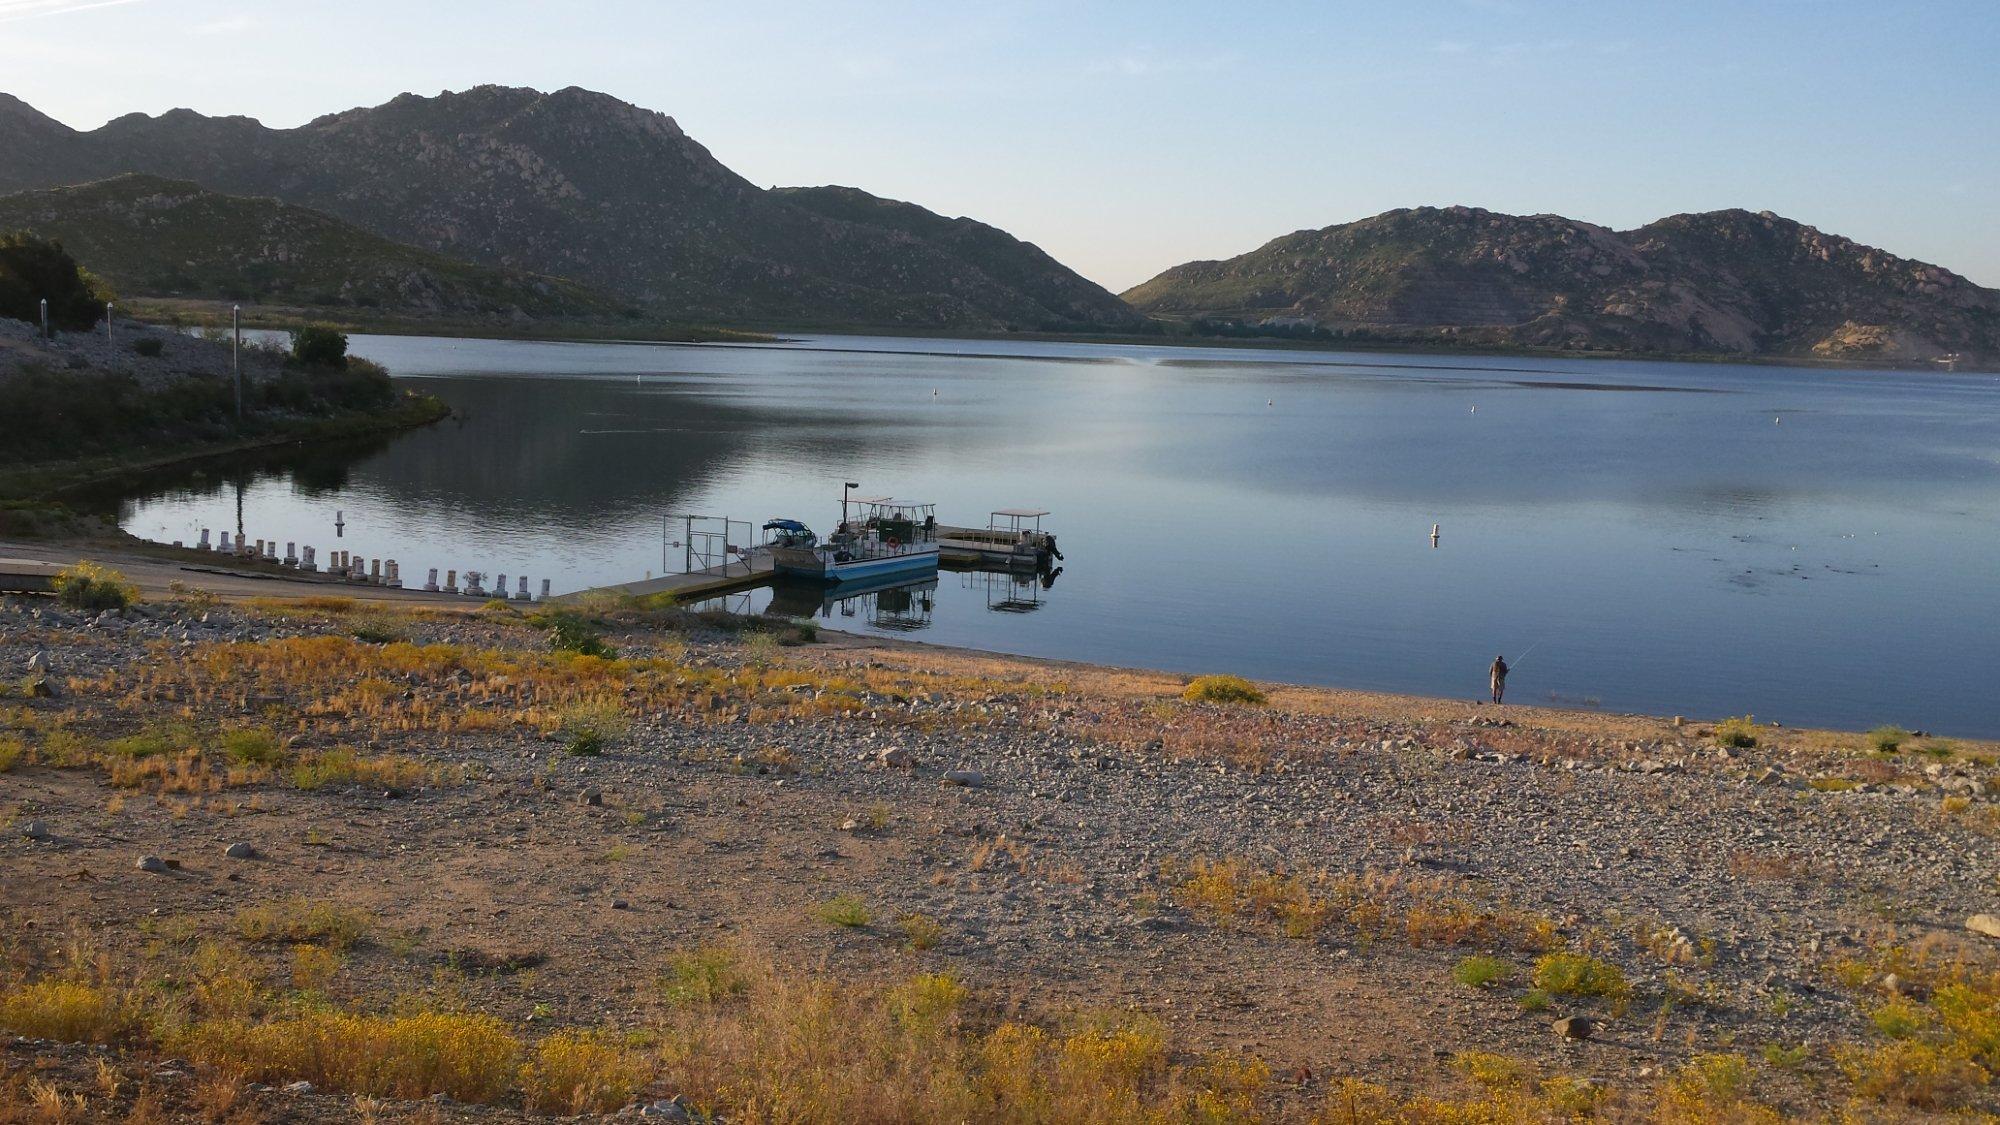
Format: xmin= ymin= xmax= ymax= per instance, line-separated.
xmin=1431 ymin=523 xmax=1441 ymax=548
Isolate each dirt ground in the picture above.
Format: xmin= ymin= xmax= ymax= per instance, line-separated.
xmin=3 ymin=557 xmax=1998 ymax=1122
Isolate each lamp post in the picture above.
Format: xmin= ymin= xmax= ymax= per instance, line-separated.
xmin=38 ymin=298 xmax=48 ymax=341
xmin=232 ymin=305 xmax=242 ymax=420
xmin=105 ymin=302 xmax=114 ymax=347
xmin=843 ymin=481 xmax=859 ymax=530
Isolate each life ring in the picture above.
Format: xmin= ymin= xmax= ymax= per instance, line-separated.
xmin=885 ymin=536 xmax=902 ymax=550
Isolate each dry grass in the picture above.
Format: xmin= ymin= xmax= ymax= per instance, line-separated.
xmin=231 ymin=899 xmax=371 ymax=950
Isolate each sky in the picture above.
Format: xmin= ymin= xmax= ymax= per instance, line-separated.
xmin=3 ymin=0 xmax=1996 ymax=291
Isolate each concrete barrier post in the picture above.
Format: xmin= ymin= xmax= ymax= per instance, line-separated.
xmin=425 ymin=568 xmax=439 ymax=592
xmin=199 ymin=529 xmax=211 ymax=550
xmin=540 ymin=578 xmax=551 ymax=601
xmin=515 ymin=576 xmax=530 ymax=601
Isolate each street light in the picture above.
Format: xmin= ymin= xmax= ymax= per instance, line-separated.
xmin=843 ymin=481 xmax=860 ymax=529
xmin=38 ymin=298 xmax=47 ymax=341
xmin=105 ymin=301 xmax=114 ymax=347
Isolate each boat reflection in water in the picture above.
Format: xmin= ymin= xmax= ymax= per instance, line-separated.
xmin=690 ymin=564 xmax=1060 ymax=636
xmin=767 ymin=571 xmax=939 ymax=631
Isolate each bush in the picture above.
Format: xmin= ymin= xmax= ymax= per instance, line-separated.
xmin=660 ymin=947 xmax=749 ymax=1005
xmin=219 ymin=727 xmax=284 ymax=766
xmin=1453 ymin=955 xmax=1514 ymax=989
xmin=543 ymin=612 xmax=615 ymax=659
xmin=232 ymin=899 xmax=371 ymax=949
xmin=1869 ymin=726 xmax=1911 ymax=753
xmin=521 ymin=1030 xmax=650 ymax=1115
xmin=1181 ymin=675 xmax=1267 ymax=705
xmin=555 ymin=700 xmax=629 ymax=757
xmin=815 ymin=894 xmax=873 ymax=928
xmin=0 ymin=231 xmax=106 ymax=331
xmin=0 ymin=979 xmax=120 ymax=1041
xmin=132 ymin=337 xmax=164 ymax=357
xmin=1532 ymin=952 xmax=1630 ymax=1008
xmin=51 ymin=561 xmax=137 ymax=612
xmin=1714 ymin=715 xmax=1761 ymax=749
xmin=290 ymin=323 xmax=349 ymax=369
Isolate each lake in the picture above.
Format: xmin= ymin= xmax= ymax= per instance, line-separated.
xmin=118 ymin=333 xmax=2000 ymax=736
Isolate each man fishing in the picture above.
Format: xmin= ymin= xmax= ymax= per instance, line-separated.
xmin=1489 ymin=655 xmax=1509 ymax=705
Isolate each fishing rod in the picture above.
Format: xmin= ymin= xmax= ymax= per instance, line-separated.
xmin=1509 ymin=641 xmax=1543 ymax=668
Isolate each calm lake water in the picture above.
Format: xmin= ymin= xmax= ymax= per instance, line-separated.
xmin=119 ymin=334 xmax=2000 ymax=736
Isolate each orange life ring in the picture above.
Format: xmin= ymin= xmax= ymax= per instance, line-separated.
xmin=885 ymin=536 xmax=901 ymax=550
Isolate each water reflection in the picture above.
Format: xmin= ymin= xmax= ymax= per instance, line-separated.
xmin=112 ymin=333 xmax=2000 ymax=735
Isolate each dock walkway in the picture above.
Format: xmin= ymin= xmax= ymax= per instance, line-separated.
xmin=560 ymin=550 xmax=775 ymax=604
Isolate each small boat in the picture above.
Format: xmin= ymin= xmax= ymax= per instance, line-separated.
xmin=768 ymin=493 xmax=940 ymax=584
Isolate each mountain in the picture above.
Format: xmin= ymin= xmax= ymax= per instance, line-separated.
xmin=0 ymin=87 xmax=1139 ymax=331
xmin=1122 ymin=206 xmax=2000 ymax=362
xmin=0 ymin=175 xmax=632 ymax=321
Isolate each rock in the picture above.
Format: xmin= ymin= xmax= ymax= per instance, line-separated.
xmin=282 ymin=1080 xmax=315 ymax=1095
xmin=638 ymin=1097 xmax=694 ymax=1121
xmin=20 ymin=820 xmax=50 ymax=842
xmin=611 ymin=898 xmax=630 ymax=910
xmin=1552 ymin=1016 xmax=1594 ymax=1040
xmin=25 ymin=675 xmax=55 ymax=698
xmin=224 ymin=842 xmax=257 ymax=859
xmin=839 ymin=818 xmax=861 ymax=831
xmin=136 ymin=855 xmax=169 ymax=873
xmin=878 ymin=746 xmax=915 ymax=769
xmin=942 ymin=770 xmax=987 ymax=787
xmin=581 ymin=788 xmax=604 ymax=807
xmin=1967 ymin=914 xmax=2000 ymax=941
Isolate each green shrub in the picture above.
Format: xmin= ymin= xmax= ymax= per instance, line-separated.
xmin=0 ymin=231 xmax=106 ymax=331
xmin=1181 ymin=675 xmax=1267 ymax=705
xmin=659 ymin=947 xmax=748 ymax=1005
xmin=132 ymin=337 xmax=164 ymax=357
xmin=51 ymin=561 xmax=137 ymax=612
xmin=542 ymin=612 xmax=615 ymax=659
xmin=1714 ymin=715 xmax=1761 ymax=749
xmin=1453 ymin=955 xmax=1514 ymax=989
xmin=1868 ymin=726 xmax=1910 ymax=753
xmin=1532 ymin=952 xmax=1630 ymax=1007
xmin=556 ymin=700 xmax=629 ymax=757
xmin=290 ymin=323 xmax=349 ymax=369
xmin=815 ymin=895 xmax=872 ymax=928
xmin=220 ymin=728 xmax=284 ymax=766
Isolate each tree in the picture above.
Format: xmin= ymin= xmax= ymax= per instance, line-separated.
xmin=0 ymin=231 xmax=106 ymax=332
xmin=290 ymin=324 xmax=349 ymax=369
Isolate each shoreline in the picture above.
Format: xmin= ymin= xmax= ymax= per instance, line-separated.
xmin=3 ymin=532 xmax=1988 ymax=754
xmin=108 ymin=298 xmax=1999 ymax=375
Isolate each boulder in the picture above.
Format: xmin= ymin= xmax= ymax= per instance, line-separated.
xmin=1552 ymin=1015 xmax=1594 ymax=1040
xmin=1967 ymin=914 xmax=2000 ymax=941
xmin=21 ymin=820 xmax=50 ymax=842
xmin=942 ymin=770 xmax=987 ymax=788
xmin=136 ymin=855 xmax=169 ymax=873
xmin=878 ymin=746 xmax=915 ymax=769
xmin=224 ymin=842 xmax=257 ymax=859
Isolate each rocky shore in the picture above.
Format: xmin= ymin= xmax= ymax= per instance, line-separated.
xmin=2 ymin=586 xmax=1997 ymax=1121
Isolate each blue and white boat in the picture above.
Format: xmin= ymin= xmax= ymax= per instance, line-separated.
xmin=767 ymin=493 xmax=941 ymax=585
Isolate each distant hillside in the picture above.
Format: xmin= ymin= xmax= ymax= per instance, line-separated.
xmin=774 ymin=185 xmax=1135 ymax=328
xmin=0 ymin=88 xmax=1140 ymax=331
xmin=0 ymin=175 xmax=632 ymax=321
xmin=1123 ymin=206 xmax=2000 ymax=363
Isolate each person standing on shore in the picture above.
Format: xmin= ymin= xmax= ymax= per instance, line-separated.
xmin=1489 ymin=655 xmax=1509 ymax=705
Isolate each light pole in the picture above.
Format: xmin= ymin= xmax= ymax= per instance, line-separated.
xmin=38 ymin=298 xmax=48 ymax=341
xmin=843 ymin=481 xmax=859 ymax=530
xmin=105 ymin=302 xmax=114 ymax=347
xmin=232 ymin=305 xmax=242 ymax=420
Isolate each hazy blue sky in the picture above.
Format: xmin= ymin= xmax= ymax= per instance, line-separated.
xmin=4 ymin=0 xmax=1995 ymax=290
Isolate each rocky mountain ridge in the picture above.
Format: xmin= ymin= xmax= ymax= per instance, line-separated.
xmin=1123 ymin=205 xmax=1999 ymax=362
xmin=0 ymin=87 xmax=1139 ymax=330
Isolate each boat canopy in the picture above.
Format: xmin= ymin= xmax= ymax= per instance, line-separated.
xmin=763 ymin=519 xmax=810 ymax=533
